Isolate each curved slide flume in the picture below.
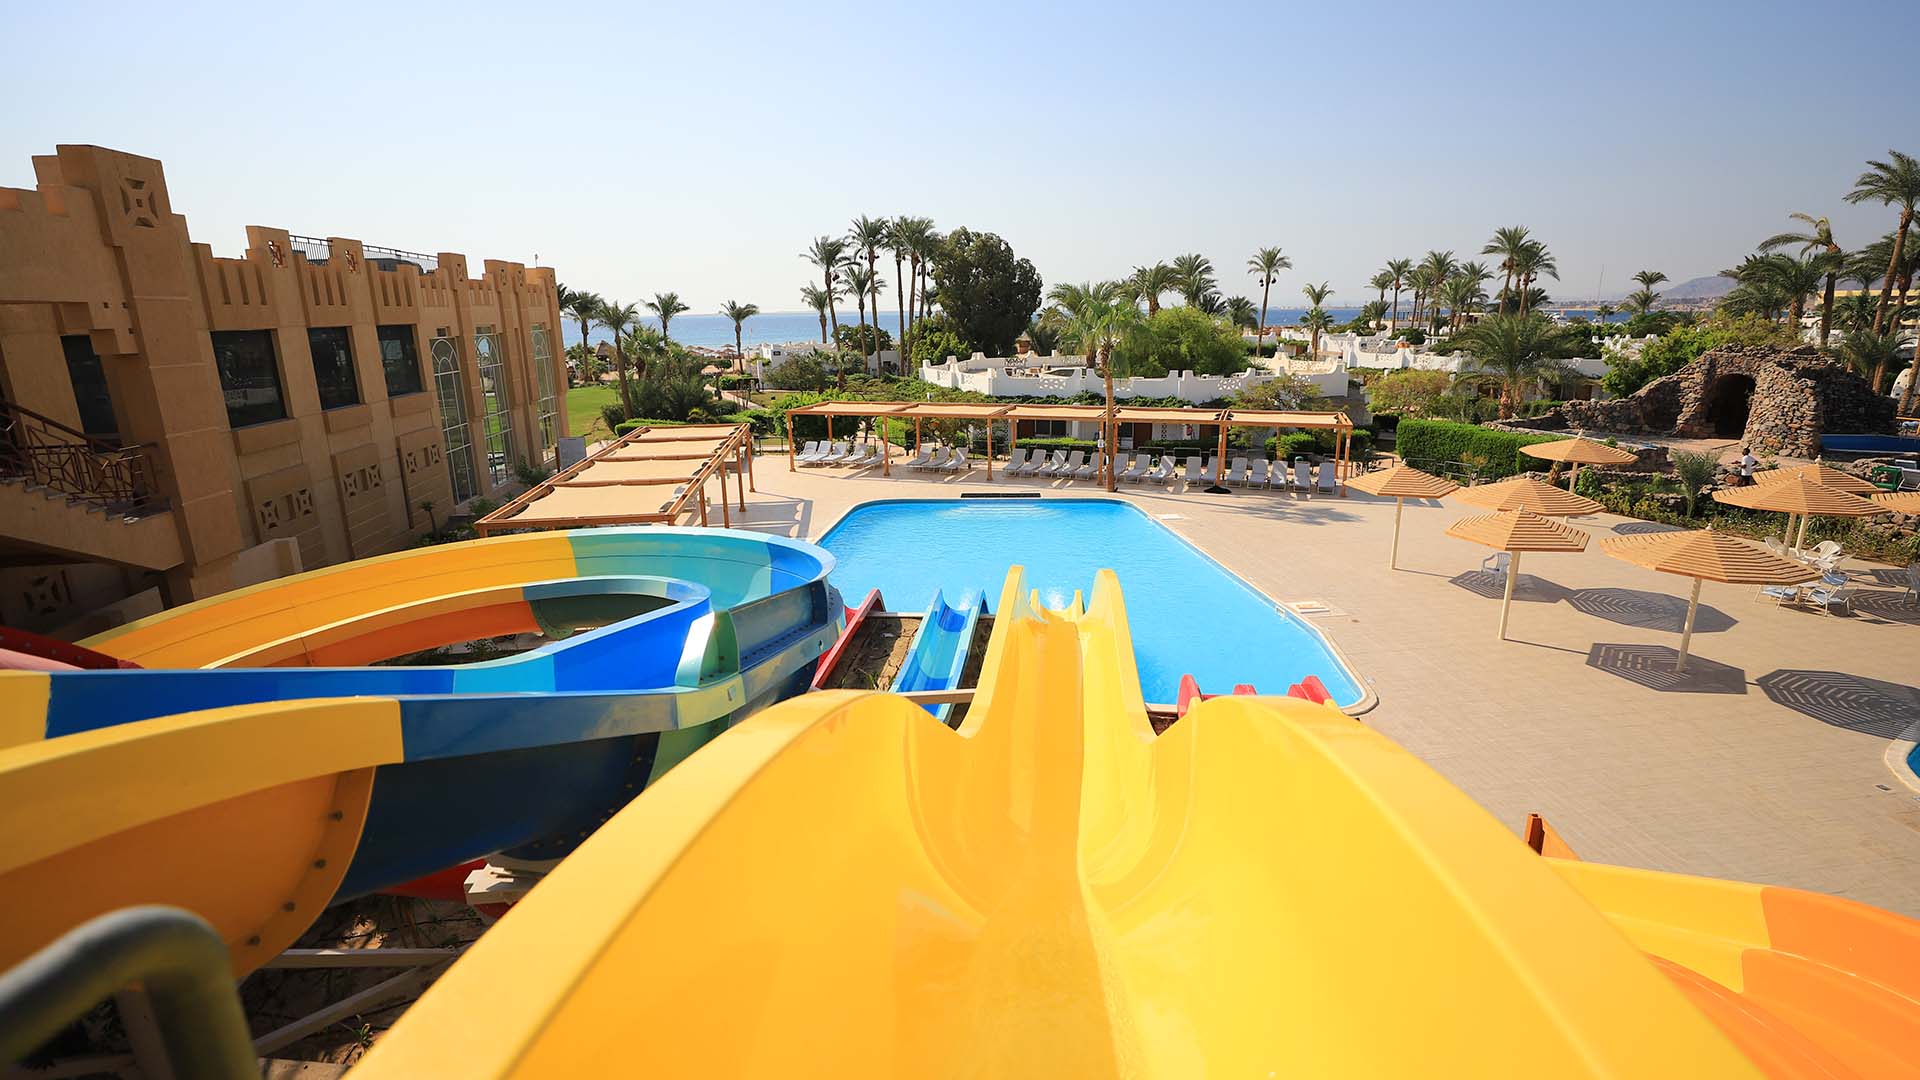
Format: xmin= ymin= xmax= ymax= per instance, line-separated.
xmin=352 ymin=564 xmax=1920 ymax=1077
xmin=0 ymin=528 xmax=841 ymax=976
xmin=888 ymin=587 xmax=986 ymax=723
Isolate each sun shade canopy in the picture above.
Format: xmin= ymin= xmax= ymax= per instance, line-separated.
xmin=1347 ymin=465 xmax=1459 ymax=500
xmin=1599 ymin=529 xmax=1818 ymax=585
xmin=1452 ymin=476 xmax=1605 ymax=516
xmin=1751 ymin=463 xmax=1879 ymax=496
xmin=1711 ymin=475 xmax=1885 ymax=516
xmin=1445 ymin=509 xmax=1591 ymax=553
xmin=475 ymin=423 xmax=750 ymax=533
xmin=1871 ymin=491 xmax=1920 ymax=513
xmin=1519 ymin=438 xmax=1639 ymax=466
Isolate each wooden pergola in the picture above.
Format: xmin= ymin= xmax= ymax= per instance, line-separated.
xmin=473 ymin=422 xmax=753 ymax=534
xmin=783 ymin=400 xmax=1356 ymax=493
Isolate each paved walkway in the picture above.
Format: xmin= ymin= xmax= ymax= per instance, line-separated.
xmin=720 ymin=453 xmax=1920 ymax=915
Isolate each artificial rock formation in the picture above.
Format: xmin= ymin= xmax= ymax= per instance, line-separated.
xmin=1524 ymin=345 xmax=1894 ymax=457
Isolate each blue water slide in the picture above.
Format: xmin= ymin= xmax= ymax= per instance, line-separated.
xmin=890 ymin=588 xmax=987 ymax=724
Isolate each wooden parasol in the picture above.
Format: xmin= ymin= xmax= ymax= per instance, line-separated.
xmin=1348 ymin=465 xmax=1460 ymax=569
xmin=1453 ymin=475 xmax=1605 ymax=517
xmin=1871 ymin=491 xmax=1920 ymax=514
xmin=1600 ymin=529 xmax=1818 ymax=669
xmin=1752 ymin=462 xmax=1879 ymax=496
xmin=1518 ymin=437 xmax=1638 ymax=487
xmin=1446 ymin=509 xmax=1590 ymax=639
xmin=1712 ymin=475 xmax=1884 ymax=549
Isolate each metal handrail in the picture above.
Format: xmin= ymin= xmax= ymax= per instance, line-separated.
xmin=0 ymin=400 xmax=165 ymax=516
xmin=0 ymin=906 xmax=256 ymax=1079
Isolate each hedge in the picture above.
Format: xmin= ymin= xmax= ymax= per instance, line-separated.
xmin=1393 ymin=419 xmax=1559 ymax=478
xmin=614 ymin=411 xmax=764 ymax=437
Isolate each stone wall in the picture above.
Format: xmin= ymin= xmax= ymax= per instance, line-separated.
xmin=1541 ymin=344 xmax=1895 ymax=458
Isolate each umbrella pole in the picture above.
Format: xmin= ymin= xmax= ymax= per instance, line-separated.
xmin=1499 ymin=552 xmax=1521 ymax=640
xmin=1391 ymin=498 xmax=1403 ymax=569
xmin=1677 ymin=576 xmax=1702 ymax=671
xmin=1796 ymin=513 xmax=1811 ymax=550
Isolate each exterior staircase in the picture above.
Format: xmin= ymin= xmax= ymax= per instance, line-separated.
xmin=0 ymin=401 xmax=182 ymax=571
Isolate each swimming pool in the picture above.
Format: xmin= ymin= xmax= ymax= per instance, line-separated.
xmin=816 ymin=498 xmax=1366 ymax=707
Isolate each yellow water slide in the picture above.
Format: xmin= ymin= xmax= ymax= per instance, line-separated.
xmin=353 ymin=567 xmax=1920 ymax=1078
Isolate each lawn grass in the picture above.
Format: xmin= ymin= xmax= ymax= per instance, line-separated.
xmin=567 ymin=384 xmax=620 ymax=444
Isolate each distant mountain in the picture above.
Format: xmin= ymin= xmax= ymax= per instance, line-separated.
xmin=1661 ymin=275 xmax=1735 ymax=300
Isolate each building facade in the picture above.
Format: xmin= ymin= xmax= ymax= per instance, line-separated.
xmin=0 ymin=144 xmax=566 ymax=633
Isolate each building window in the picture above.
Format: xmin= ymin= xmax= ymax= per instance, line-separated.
xmin=60 ymin=335 xmax=119 ymax=444
xmin=431 ymin=335 xmax=478 ymax=503
xmin=307 ymin=327 xmax=360 ymax=410
xmin=474 ymin=327 xmax=513 ymax=485
xmin=1024 ymin=419 xmax=1068 ymax=439
xmin=532 ymin=324 xmax=557 ymax=456
xmin=377 ymin=325 xmax=425 ymax=397
xmin=211 ymin=330 xmax=287 ymax=428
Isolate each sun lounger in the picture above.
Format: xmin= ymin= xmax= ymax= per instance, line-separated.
xmin=794 ymin=440 xmax=823 ymax=463
xmin=807 ymin=441 xmax=846 ymax=466
xmin=1070 ymin=452 xmax=1096 ymax=480
xmin=1003 ymin=448 xmax=1032 ymax=475
xmin=1806 ymin=583 xmax=1852 ymax=615
xmin=1292 ymin=460 xmax=1312 ymax=495
xmin=1181 ymin=457 xmax=1202 ymax=488
xmin=839 ymin=444 xmax=869 ymax=468
xmin=1146 ymin=456 xmax=1175 ymax=483
xmin=912 ymin=447 xmax=944 ymax=471
xmin=1035 ymin=451 xmax=1069 ymax=478
xmin=941 ymin=448 xmax=970 ymax=472
xmin=1757 ymin=584 xmax=1802 ymax=607
xmin=1056 ymin=450 xmax=1087 ymax=480
xmin=901 ymin=444 xmax=934 ymax=469
xmin=851 ymin=443 xmax=882 ymax=467
xmin=1316 ymin=460 xmax=1336 ymax=492
xmin=1199 ymin=457 xmax=1220 ymax=485
xmin=1246 ymin=459 xmax=1270 ymax=488
xmin=1119 ymin=454 xmax=1148 ymax=482
xmin=1226 ymin=457 xmax=1250 ymax=485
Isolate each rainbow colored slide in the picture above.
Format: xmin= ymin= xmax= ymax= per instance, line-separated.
xmin=0 ymin=528 xmax=840 ymax=976
xmin=349 ymin=566 xmax=1920 ymax=1078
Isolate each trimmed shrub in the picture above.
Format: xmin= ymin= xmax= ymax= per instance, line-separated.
xmin=1015 ymin=437 xmax=1100 ymax=454
xmin=600 ymin=402 xmax=628 ymax=429
xmin=1394 ymin=419 xmax=1561 ymax=479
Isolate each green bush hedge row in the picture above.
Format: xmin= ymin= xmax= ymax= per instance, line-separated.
xmin=614 ymin=411 xmax=768 ymax=437
xmin=1393 ymin=419 xmax=1559 ymax=478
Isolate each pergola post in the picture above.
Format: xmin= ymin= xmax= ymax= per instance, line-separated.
xmin=698 ymin=490 xmax=709 ymax=527
xmin=1214 ymin=420 xmax=1228 ymax=476
xmin=985 ymin=421 xmax=994 ymax=480
xmin=882 ymin=416 xmax=891 ymax=476
xmin=1677 ymin=576 xmax=1702 ymax=671
xmin=915 ymin=417 xmax=923 ymax=453
xmin=745 ymin=438 xmax=756 ymax=491
xmin=785 ymin=414 xmax=796 ymax=472
xmin=718 ymin=461 xmax=731 ymax=527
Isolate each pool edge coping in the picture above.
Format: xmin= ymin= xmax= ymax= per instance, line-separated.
xmin=811 ymin=494 xmax=1378 ymax=717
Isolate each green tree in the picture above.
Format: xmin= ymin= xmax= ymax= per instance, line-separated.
xmin=719 ymin=300 xmax=759 ymax=365
xmin=833 ymin=321 xmax=893 ymax=354
xmin=906 ymin=315 xmax=971 ymax=370
xmin=929 ymin=228 xmax=1043 ymax=355
xmin=1760 ymin=213 xmax=1845 ymax=347
xmin=767 ymin=352 xmax=830 ymax=390
xmin=1247 ymin=246 xmax=1291 ymax=357
xmin=1114 ymin=306 xmax=1249 ymax=377
xmin=1418 ymin=250 xmax=1458 ymax=329
xmin=1845 ymin=149 xmax=1920 ymax=332
xmin=800 ymin=283 xmax=836 ymax=343
xmin=1670 ymin=449 xmax=1720 ymax=517
xmin=1509 ymin=242 xmax=1557 ymax=315
xmin=1452 ymin=313 xmax=1569 ymax=418
xmin=1224 ymin=296 xmax=1258 ymax=331
xmin=1632 ymin=269 xmax=1668 ymax=291
xmin=843 ymin=263 xmax=880 ymax=371
xmin=1482 ymin=226 xmax=1532 ymax=313
xmin=1366 ymin=369 xmax=1453 ymax=418
xmin=559 ymin=285 xmax=602 ymax=376
xmin=1835 ymin=327 xmax=1907 ymax=387
xmin=1127 ymin=262 xmax=1178 ymax=316
xmin=1045 ymin=280 xmax=1142 ymax=490
xmin=595 ymin=298 xmax=639 ymax=416
xmin=848 ymin=215 xmax=889 ymax=370
xmin=803 ymin=235 xmax=849 ymax=342
xmin=1172 ymin=253 xmax=1217 ymax=307
xmin=1622 ymin=287 xmax=1661 ymax=318
xmin=645 ymin=292 xmax=689 ymax=344
xmin=1300 ymin=282 xmax=1334 ymax=358
xmin=1383 ymin=257 xmax=1413 ymax=330
xmin=1601 ymin=313 xmax=1794 ymax=397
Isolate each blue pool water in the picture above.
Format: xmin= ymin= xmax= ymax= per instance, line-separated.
xmin=817 ymin=499 xmax=1365 ymax=706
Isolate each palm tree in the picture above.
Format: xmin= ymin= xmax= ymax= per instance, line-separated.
xmin=1622 ymin=288 xmax=1660 ymax=318
xmin=1510 ymin=242 xmax=1558 ymax=315
xmin=559 ymin=285 xmax=602 ymax=378
xmin=885 ymin=218 xmax=911 ymax=358
xmin=1835 ymin=327 xmax=1906 ymax=386
xmin=1369 ymin=270 xmax=1394 ymax=309
xmin=847 ymin=215 xmax=889 ymax=368
xmin=1383 ymin=258 xmax=1413 ymax=330
xmin=1453 ymin=313 xmax=1568 ymax=418
xmin=1417 ymin=251 xmax=1457 ymax=331
xmin=1359 ymin=299 xmax=1389 ymax=330
xmin=595 ymin=299 xmax=639 ymax=415
xmin=1171 ymin=253 xmax=1217 ymax=307
xmin=1246 ymin=246 xmax=1291 ymax=357
xmin=1406 ymin=266 xmax=1435 ymax=329
xmin=909 ymin=221 xmax=942 ymax=322
xmin=1442 ymin=272 xmax=1488 ymax=333
xmin=1761 ymin=213 xmax=1844 ymax=347
xmin=1047 ymin=281 xmax=1141 ymax=490
xmin=1845 ymin=150 xmax=1920 ymax=332
xmin=1631 ymin=270 xmax=1668 ymax=292
xmin=1594 ymin=302 xmax=1616 ymax=326
xmin=803 ymin=235 xmax=849 ymax=342
xmin=1224 ymin=296 xmax=1258 ymax=331
xmin=1127 ymin=263 xmax=1178 ymax=315
xmin=1300 ymin=282 xmax=1334 ymax=358
xmin=645 ymin=292 xmax=689 ymax=344
xmin=1481 ymin=226 xmax=1532 ymax=312
xmin=844 ymin=264 xmax=879 ymax=371
xmin=719 ymin=300 xmax=759 ymax=366
xmin=800 ymin=284 xmax=834 ymax=344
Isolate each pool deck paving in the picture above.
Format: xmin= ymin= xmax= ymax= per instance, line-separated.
xmin=718 ymin=453 xmax=1920 ymax=917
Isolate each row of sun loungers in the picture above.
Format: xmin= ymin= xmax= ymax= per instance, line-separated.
xmin=793 ymin=440 xmax=1339 ymax=492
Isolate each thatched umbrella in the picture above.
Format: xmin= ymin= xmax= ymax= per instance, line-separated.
xmin=1453 ymin=475 xmax=1605 ymax=516
xmin=1752 ymin=462 xmax=1879 ymax=496
xmin=1601 ymin=529 xmax=1818 ymax=670
xmin=1518 ymin=437 xmax=1638 ymax=488
xmin=1348 ymin=465 xmax=1459 ymax=569
xmin=1445 ymin=509 xmax=1590 ymax=639
xmin=1871 ymin=491 xmax=1920 ymax=514
xmin=1712 ymin=475 xmax=1884 ymax=549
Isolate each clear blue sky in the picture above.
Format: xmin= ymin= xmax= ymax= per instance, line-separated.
xmin=4 ymin=0 xmax=1911 ymax=313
